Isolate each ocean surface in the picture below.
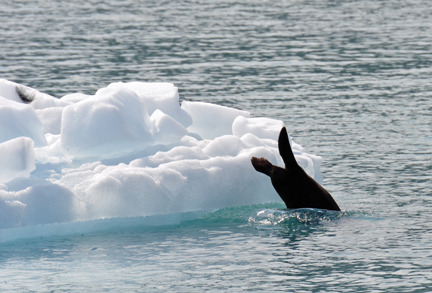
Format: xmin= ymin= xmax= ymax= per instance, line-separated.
xmin=1 ymin=0 xmax=431 ymax=292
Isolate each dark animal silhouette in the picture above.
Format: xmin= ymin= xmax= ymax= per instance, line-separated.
xmin=251 ymin=127 xmax=340 ymax=211
xmin=15 ymin=85 xmax=36 ymax=103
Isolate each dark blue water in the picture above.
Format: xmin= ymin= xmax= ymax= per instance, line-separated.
xmin=1 ymin=0 xmax=431 ymax=291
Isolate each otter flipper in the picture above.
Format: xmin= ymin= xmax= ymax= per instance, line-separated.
xmin=251 ymin=126 xmax=341 ymax=211
xmin=278 ymin=127 xmax=298 ymax=169
xmin=251 ymin=157 xmax=274 ymax=176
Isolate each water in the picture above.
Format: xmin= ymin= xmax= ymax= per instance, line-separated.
xmin=1 ymin=0 xmax=432 ymax=291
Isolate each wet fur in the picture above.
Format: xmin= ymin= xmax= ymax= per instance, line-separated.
xmin=251 ymin=127 xmax=340 ymax=211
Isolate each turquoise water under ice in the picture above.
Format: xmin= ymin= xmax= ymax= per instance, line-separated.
xmin=1 ymin=0 xmax=432 ymax=291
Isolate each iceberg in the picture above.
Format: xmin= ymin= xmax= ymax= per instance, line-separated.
xmin=0 ymin=78 xmax=325 ymax=232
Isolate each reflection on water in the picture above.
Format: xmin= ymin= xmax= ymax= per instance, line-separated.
xmin=0 ymin=0 xmax=432 ymax=291
xmin=0 ymin=204 xmax=430 ymax=292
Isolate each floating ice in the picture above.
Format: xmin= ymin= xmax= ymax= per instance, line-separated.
xmin=181 ymin=101 xmax=250 ymax=139
xmin=0 ymin=78 xmax=326 ymax=236
xmin=107 ymin=82 xmax=192 ymax=127
xmin=150 ymin=109 xmax=188 ymax=145
xmin=0 ymin=78 xmax=67 ymax=108
xmin=0 ymin=137 xmax=35 ymax=184
xmin=0 ymin=96 xmax=47 ymax=147
xmin=0 ymin=79 xmax=23 ymax=103
xmin=36 ymin=107 xmax=64 ymax=135
xmin=232 ymin=116 xmax=285 ymax=140
xmin=61 ymin=86 xmax=154 ymax=159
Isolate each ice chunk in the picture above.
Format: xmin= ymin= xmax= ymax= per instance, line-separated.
xmin=0 ymin=79 xmax=329 ymax=235
xmin=107 ymin=82 xmax=192 ymax=127
xmin=0 ymin=199 xmax=26 ymax=229
xmin=181 ymin=101 xmax=250 ymax=139
xmin=56 ymin=146 xmax=281 ymax=220
xmin=0 ymin=79 xmax=23 ymax=103
xmin=36 ymin=107 xmax=63 ymax=135
xmin=34 ymin=134 xmax=68 ymax=164
xmin=61 ymin=87 xmax=154 ymax=158
xmin=0 ymin=137 xmax=35 ymax=184
xmin=0 ymin=78 xmax=68 ymax=108
xmin=60 ymin=92 xmax=91 ymax=103
xmin=19 ymin=86 xmax=70 ymax=109
xmin=232 ymin=116 xmax=285 ymax=140
xmin=0 ymin=182 xmax=78 ymax=228
xmin=146 ymin=149 xmax=280 ymax=213
xmin=0 ymin=97 xmax=47 ymax=147
xmin=202 ymin=135 xmax=247 ymax=157
xmin=150 ymin=109 xmax=188 ymax=145
xmin=79 ymin=167 xmax=171 ymax=219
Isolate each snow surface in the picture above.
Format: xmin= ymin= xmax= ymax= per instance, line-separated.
xmin=0 ymin=78 xmax=325 ymax=234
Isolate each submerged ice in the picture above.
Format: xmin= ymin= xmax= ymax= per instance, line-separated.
xmin=0 ymin=78 xmax=325 ymax=231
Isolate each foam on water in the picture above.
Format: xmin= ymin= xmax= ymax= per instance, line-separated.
xmin=0 ymin=78 xmax=326 ymax=241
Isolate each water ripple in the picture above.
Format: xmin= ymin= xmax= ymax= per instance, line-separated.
xmin=1 ymin=0 xmax=432 ymax=291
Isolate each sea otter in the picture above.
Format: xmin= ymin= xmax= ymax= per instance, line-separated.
xmin=251 ymin=127 xmax=340 ymax=211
